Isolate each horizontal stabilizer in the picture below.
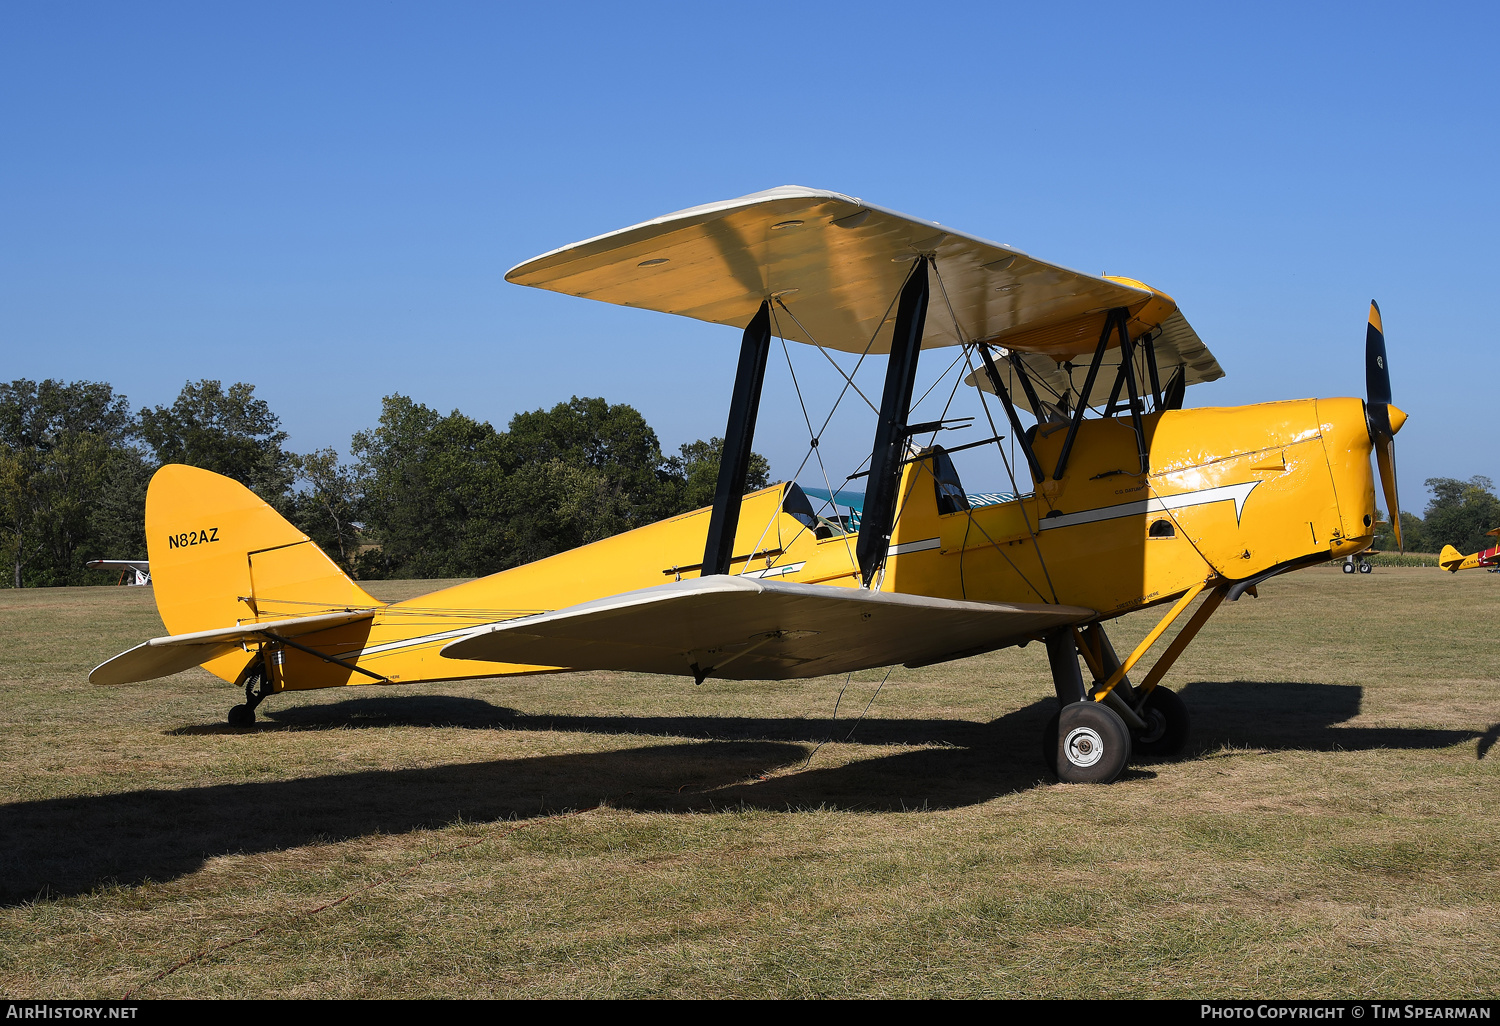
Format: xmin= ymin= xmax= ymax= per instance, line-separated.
xmin=89 ymin=609 xmax=377 ymax=685
xmin=440 ymin=577 xmax=1091 ymax=681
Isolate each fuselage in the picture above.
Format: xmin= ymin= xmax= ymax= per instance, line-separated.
xmin=255 ymin=396 xmax=1377 ymax=693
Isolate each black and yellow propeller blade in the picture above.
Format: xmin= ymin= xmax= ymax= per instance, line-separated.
xmin=1364 ymin=301 xmax=1407 ymax=551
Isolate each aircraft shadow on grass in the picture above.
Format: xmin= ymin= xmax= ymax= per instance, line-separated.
xmin=3 ymin=682 xmax=1492 ymax=904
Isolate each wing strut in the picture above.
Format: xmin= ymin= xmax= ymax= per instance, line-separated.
xmin=977 ymin=344 xmax=1043 ymax=484
xmin=1142 ymin=333 xmax=1163 ymax=411
xmin=856 ymin=259 xmax=930 ymax=587
xmin=1050 ymin=308 xmax=1120 ymax=480
xmin=702 ymin=300 xmax=773 ymax=577
xmin=1114 ymin=311 xmax=1151 ymax=475
xmin=1162 ymin=366 xmax=1186 ymax=410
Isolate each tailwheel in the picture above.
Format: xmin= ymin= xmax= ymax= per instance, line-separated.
xmin=1042 ymin=702 xmax=1133 ymax=783
xmin=1132 ymin=685 xmax=1190 ymax=758
xmin=228 ymin=656 xmax=272 ymax=728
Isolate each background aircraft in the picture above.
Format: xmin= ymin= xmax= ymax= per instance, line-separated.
xmin=85 ymin=559 xmax=151 ymax=587
xmin=1440 ymin=529 xmax=1500 ymax=572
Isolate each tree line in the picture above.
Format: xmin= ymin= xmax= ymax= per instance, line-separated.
xmin=4 ymin=376 xmax=1497 ymax=587
xmin=0 ymin=379 xmax=767 ymax=587
xmin=1372 ymin=477 xmax=1500 ymax=556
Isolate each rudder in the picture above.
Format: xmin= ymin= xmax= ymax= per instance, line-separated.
xmin=146 ymin=464 xmax=379 ymax=682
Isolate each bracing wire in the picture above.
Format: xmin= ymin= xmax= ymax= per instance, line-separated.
xmin=930 ymin=259 xmax=1060 ymax=604
xmin=802 ymin=665 xmax=894 ymax=767
xmin=774 ymin=300 xmax=880 ymax=417
xmin=743 ymin=274 xmax=924 ymax=581
xmin=803 ymin=671 xmax=854 ymax=768
xmin=909 ymin=346 xmax=973 ymax=423
xmin=740 ymin=303 xmax=858 ymax=576
xmin=845 ymin=666 xmax=894 ymax=742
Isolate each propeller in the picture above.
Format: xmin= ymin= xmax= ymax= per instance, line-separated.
xmin=1364 ymin=301 xmax=1408 ymax=551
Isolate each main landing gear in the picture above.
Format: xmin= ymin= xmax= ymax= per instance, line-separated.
xmin=1342 ymin=554 xmax=1373 ymax=574
xmin=1041 ymin=628 xmax=1191 ymax=783
xmin=228 ymin=660 xmax=273 ymax=727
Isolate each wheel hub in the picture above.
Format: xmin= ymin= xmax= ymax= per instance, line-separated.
xmin=1137 ymin=708 xmax=1167 ymax=745
xmin=1064 ymin=726 xmax=1106 ymax=768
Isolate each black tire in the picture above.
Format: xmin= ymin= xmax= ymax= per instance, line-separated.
xmin=227 ymin=704 xmax=255 ymax=727
xmin=1358 ymin=561 xmax=1373 ymax=574
xmin=1132 ymin=685 xmax=1190 ymax=758
xmin=1041 ymin=708 xmax=1061 ymax=773
xmin=1342 ymin=561 xmax=1356 ymax=573
xmin=1045 ymin=702 xmax=1132 ymax=783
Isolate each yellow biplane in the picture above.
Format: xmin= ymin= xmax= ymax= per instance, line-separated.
xmin=92 ymin=187 xmax=1408 ymax=783
xmin=1440 ymin=530 xmax=1500 ymax=573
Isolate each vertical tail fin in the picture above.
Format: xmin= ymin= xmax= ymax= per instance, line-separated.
xmin=1439 ymin=544 xmax=1468 ymax=573
xmin=146 ymin=464 xmax=379 ymax=681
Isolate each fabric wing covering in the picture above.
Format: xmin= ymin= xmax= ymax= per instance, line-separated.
xmin=89 ymin=609 xmax=377 ymax=685
xmin=505 ymin=186 xmax=1224 ymax=398
xmin=441 ymin=577 xmax=1092 ymax=681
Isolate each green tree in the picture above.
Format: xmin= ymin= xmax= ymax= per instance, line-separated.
xmin=507 ymin=396 xmax=676 ymax=524
xmin=138 ymin=380 xmax=292 ymax=501
xmin=1371 ymin=508 xmax=1429 ymax=552
xmin=286 ymin=448 xmax=365 ymax=571
xmin=664 ymin=436 xmax=771 ymax=513
xmin=1422 ymin=476 xmax=1500 ymax=553
xmin=351 ymin=395 xmax=511 ymax=578
xmin=0 ymin=380 xmax=138 ymax=587
xmin=87 ymin=445 xmax=153 ymax=565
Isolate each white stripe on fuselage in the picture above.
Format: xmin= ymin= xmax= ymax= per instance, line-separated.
xmin=338 ymin=563 xmax=818 ymax=664
xmin=1037 ymin=481 xmax=1261 ymax=532
xmin=740 ymin=561 xmax=808 ymax=579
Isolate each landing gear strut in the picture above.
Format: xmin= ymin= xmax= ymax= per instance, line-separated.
xmin=1041 ymin=625 xmax=1197 ymax=781
xmin=1041 ymin=629 xmax=1133 ymax=783
xmin=228 ymin=660 xmax=272 ymax=727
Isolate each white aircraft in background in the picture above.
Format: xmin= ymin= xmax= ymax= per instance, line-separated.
xmin=86 ymin=559 xmax=151 ymax=587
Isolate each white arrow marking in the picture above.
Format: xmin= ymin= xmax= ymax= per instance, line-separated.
xmin=1037 ymin=481 xmax=1262 ymax=532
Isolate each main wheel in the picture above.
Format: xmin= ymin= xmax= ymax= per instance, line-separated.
xmin=1358 ymin=561 xmax=1373 ymax=574
xmin=1342 ymin=561 xmax=1356 ymax=573
xmin=227 ymin=704 xmax=255 ymax=727
xmin=1132 ymin=685 xmax=1190 ymax=758
xmin=1042 ymin=702 xmax=1132 ymax=783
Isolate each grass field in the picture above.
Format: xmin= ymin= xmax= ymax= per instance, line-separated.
xmin=1 ymin=566 xmax=1497 ymax=999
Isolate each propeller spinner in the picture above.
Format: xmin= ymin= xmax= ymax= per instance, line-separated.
xmin=1365 ymin=301 xmax=1409 ymax=551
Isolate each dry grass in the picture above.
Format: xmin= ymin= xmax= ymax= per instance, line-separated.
xmin=0 ymin=566 xmax=1497 ymax=998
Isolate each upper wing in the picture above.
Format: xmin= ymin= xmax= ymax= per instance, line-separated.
xmin=89 ymin=609 xmax=378 ymax=685
xmin=85 ymin=559 xmax=149 ymax=571
xmin=506 ymin=186 xmax=1222 ymax=369
xmin=440 ymin=576 xmax=1091 ymax=681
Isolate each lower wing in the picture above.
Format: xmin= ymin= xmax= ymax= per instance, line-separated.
xmin=441 ymin=577 xmax=1092 ymax=681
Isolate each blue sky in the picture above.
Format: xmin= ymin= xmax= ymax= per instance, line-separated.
xmin=2 ymin=2 xmax=1495 ymax=516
